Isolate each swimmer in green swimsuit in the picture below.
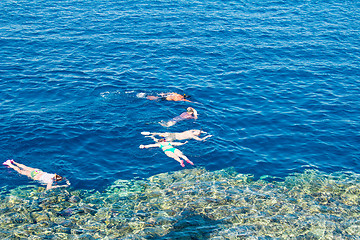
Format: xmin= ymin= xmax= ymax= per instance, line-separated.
xmin=31 ymin=169 xmax=42 ymax=179
xmin=139 ymin=138 xmax=194 ymax=167
xmin=3 ymin=159 xmax=70 ymax=190
xmin=160 ymin=142 xmax=177 ymax=153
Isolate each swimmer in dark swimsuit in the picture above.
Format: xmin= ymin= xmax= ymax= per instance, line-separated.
xmin=159 ymin=107 xmax=198 ymax=127
xmin=146 ymin=92 xmax=192 ymax=102
xmin=3 ymin=159 xmax=70 ymax=191
xmin=139 ymin=138 xmax=194 ymax=167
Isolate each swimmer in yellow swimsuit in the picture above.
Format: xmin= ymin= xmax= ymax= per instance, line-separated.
xmin=139 ymin=138 xmax=194 ymax=167
xmin=3 ymin=159 xmax=70 ymax=190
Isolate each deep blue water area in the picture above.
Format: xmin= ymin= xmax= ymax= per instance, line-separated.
xmin=1 ymin=0 xmax=359 ymax=192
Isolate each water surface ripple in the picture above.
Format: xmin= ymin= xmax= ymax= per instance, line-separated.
xmin=0 ymin=0 xmax=360 ymax=237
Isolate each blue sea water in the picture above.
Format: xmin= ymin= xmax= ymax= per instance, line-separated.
xmin=0 ymin=0 xmax=360 ymax=238
xmin=1 ymin=0 xmax=359 ymax=189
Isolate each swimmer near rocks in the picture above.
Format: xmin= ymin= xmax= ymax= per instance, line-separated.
xmin=3 ymin=159 xmax=70 ymax=191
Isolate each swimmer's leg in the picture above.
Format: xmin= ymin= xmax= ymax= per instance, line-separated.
xmin=11 ymin=161 xmax=37 ymax=171
xmin=136 ymin=92 xmax=147 ymax=98
xmin=146 ymin=96 xmax=159 ymax=100
xmin=160 ymin=121 xmax=176 ymax=127
xmin=174 ymin=149 xmax=194 ymax=165
xmin=167 ymin=121 xmax=176 ymax=127
xmin=6 ymin=162 xmax=32 ymax=177
xmin=3 ymin=159 xmax=13 ymax=166
xmin=165 ymin=151 xmax=185 ymax=167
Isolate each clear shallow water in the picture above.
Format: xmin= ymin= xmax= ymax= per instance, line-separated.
xmin=1 ymin=168 xmax=360 ymax=239
xmin=1 ymin=0 xmax=360 ymax=238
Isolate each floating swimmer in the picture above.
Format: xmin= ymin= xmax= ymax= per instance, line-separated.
xmin=159 ymin=107 xmax=198 ymax=127
xmin=139 ymin=138 xmax=193 ymax=167
xmin=146 ymin=92 xmax=192 ymax=102
xmin=3 ymin=159 xmax=70 ymax=191
xmin=142 ymin=129 xmax=212 ymax=142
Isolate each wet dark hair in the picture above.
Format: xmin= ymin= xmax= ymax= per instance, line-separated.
xmin=54 ymin=174 xmax=63 ymax=182
xmin=183 ymin=94 xmax=191 ymax=99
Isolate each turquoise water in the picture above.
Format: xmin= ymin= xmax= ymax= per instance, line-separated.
xmin=1 ymin=0 xmax=360 ymax=238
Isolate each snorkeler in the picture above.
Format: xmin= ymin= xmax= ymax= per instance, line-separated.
xmin=3 ymin=159 xmax=70 ymax=191
xmin=159 ymin=107 xmax=198 ymax=127
xmin=139 ymin=138 xmax=194 ymax=167
xmin=146 ymin=92 xmax=192 ymax=102
xmin=142 ymin=129 xmax=212 ymax=142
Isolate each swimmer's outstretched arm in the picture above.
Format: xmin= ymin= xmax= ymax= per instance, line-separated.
xmin=139 ymin=143 xmax=160 ymax=149
xmin=46 ymin=179 xmax=71 ymax=191
xmin=193 ymin=135 xmax=212 ymax=141
xmin=47 ymin=184 xmax=70 ymax=190
xmin=169 ymin=141 xmax=188 ymax=146
xmin=142 ymin=132 xmax=169 ymax=137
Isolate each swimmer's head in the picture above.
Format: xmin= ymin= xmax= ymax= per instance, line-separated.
xmin=187 ymin=107 xmax=194 ymax=113
xmin=183 ymin=94 xmax=191 ymax=99
xmin=158 ymin=138 xmax=166 ymax=142
xmin=54 ymin=174 xmax=63 ymax=182
xmin=187 ymin=107 xmax=198 ymax=118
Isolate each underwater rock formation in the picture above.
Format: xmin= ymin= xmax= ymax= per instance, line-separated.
xmin=0 ymin=168 xmax=359 ymax=239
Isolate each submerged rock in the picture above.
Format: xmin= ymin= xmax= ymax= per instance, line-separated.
xmin=0 ymin=168 xmax=360 ymax=239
